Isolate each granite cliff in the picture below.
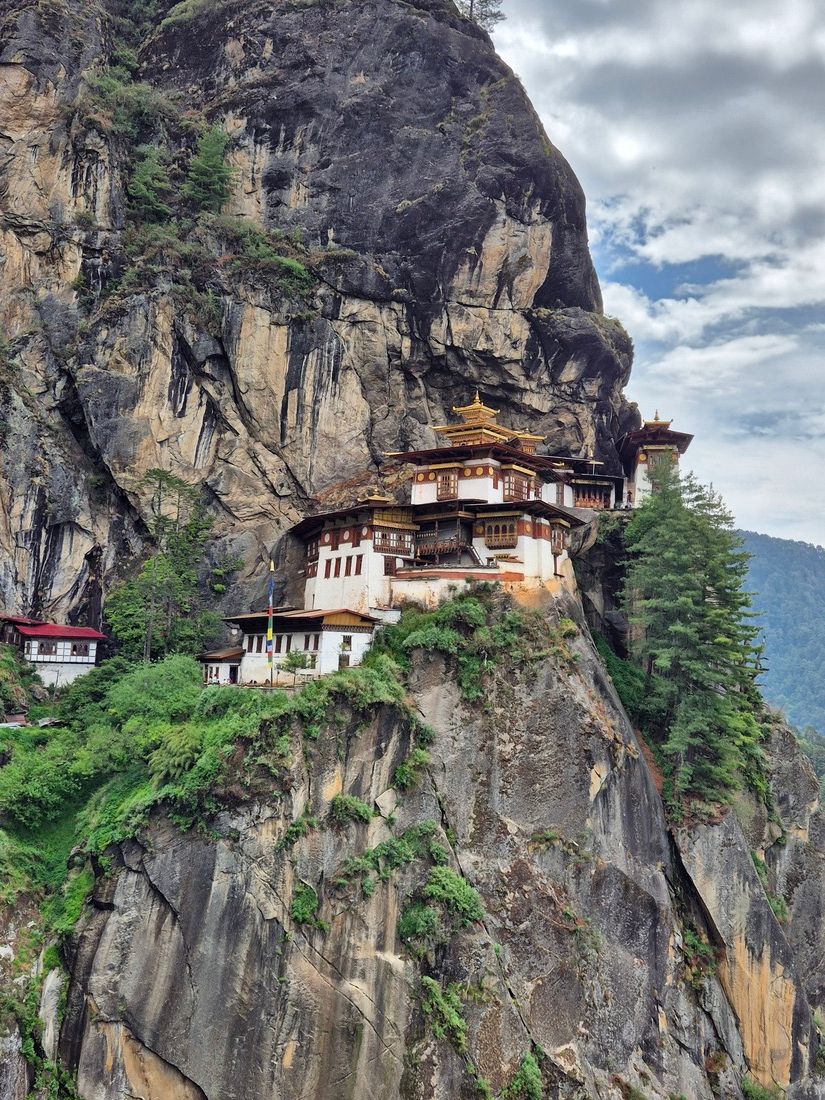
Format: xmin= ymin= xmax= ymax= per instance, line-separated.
xmin=0 ymin=0 xmax=634 ymax=622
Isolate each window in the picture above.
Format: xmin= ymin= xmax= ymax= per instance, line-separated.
xmin=71 ymin=642 xmax=90 ymax=657
xmin=37 ymin=640 xmax=57 ymax=656
xmin=503 ymin=473 xmax=528 ymax=502
xmin=285 ymin=634 xmax=292 ymax=653
xmin=437 ymin=471 xmax=458 ymax=500
xmin=342 ymin=635 xmax=352 ymax=652
xmin=355 ymin=554 xmax=363 ymax=575
xmin=551 ymin=526 xmax=565 ymax=554
xmin=345 ymin=555 xmax=352 ymax=577
xmin=324 ymin=559 xmax=332 ymax=579
xmin=275 ymin=635 xmax=283 ymax=654
xmin=485 ymin=522 xmax=518 ymax=549
xmin=384 ymin=556 xmax=397 ymax=576
xmin=306 ymin=539 xmax=319 ymax=563
xmin=334 ymin=558 xmax=342 ymax=577
xmin=247 ymin=634 xmax=255 ymax=653
xmin=314 ymin=633 xmax=320 ymax=649
xmin=304 ymin=633 xmax=312 ymax=650
xmin=556 ymin=482 xmax=565 ymax=505
xmin=255 ymin=635 xmax=263 ymax=654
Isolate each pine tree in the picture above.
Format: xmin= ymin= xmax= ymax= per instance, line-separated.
xmin=127 ymin=146 xmax=172 ymax=221
xmin=182 ymin=124 xmax=234 ymax=213
xmin=456 ymin=0 xmax=505 ymax=31
xmin=623 ymin=465 xmax=764 ymax=805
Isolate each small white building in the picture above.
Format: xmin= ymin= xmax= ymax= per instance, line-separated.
xmin=198 ymin=609 xmax=377 ymax=684
xmin=0 ymin=614 xmax=105 ymax=687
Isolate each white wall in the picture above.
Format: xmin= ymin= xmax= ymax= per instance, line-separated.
xmin=306 ymin=542 xmax=391 ymax=613
xmin=34 ymin=662 xmax=96 ymax=688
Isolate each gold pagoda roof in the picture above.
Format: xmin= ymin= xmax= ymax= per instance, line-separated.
xmin=433 ymin=392 xmax=545 ymax=453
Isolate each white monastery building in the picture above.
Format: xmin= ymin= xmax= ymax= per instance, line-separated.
xmin=0 ymin=614 xmax=106 ymax=687
xmin=201 ymin=397 xmax=691 ymax=685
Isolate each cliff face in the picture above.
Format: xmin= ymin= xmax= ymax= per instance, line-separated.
xmin=42 ymin=594 xmax=825 ymax=1099
xmin=0 ymin=0 xmax=634 ymax=621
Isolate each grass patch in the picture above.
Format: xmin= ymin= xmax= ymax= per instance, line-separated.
xmin=393 ymin=747 xmax=430 ymax=791
xmin=330 ymin=794 xmax=374 ymax=825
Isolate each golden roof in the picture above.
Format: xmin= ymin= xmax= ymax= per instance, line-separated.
xmin=433 ymin=392 xmax=545 ymax=452
xmin=643 ymin=409 xmax=673 ymax=430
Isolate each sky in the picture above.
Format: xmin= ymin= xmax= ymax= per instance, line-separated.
xmin=493 ymin=0 xmax=825 ymax=544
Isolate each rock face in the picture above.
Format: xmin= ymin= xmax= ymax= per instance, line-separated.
xmin=0 ymin=0 xmax=634 ymax=620
xmin=55 ymin=596 xmax=825 ymax=1098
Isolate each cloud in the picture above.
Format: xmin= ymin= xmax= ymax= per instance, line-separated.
xmin=494 ymin=0 xmax=825 ymax=543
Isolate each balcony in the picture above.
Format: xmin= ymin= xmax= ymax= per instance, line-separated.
xmin=484 ymin=534 xmax=518 ymax=549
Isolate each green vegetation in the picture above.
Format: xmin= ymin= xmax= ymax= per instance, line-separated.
xmin=0 ymin=643 xmax=42 ymax=715
xmin=371 ymin=588 xmax=560 ymax=701
xmin=330 ymin=794 xmax=374 ymax=825
xmin=290 ymin=882 xmax=326 ymax=930
xmin=127 ymin=145 xmax=172 ymax=220
xmin=456 ymin=0 xmax=505 ymax=31
xmin=740 ymin=530 xmax=825 ymax=733
xmin=422 ymin=865 xmax=484 ymax=927
xmin=393 ymin=747 xmax=430 ymax=791
xmin=398 ymin=901 xmax=441 ymax=944
xmin=278 ymin=812 xmax=318 ymax=850
xmin=681 ymin=927 xmax=717 ymax=990
xmin=160 ymin=0 xmax=222 ymax=28
xmin=182 ymin=124 xmax=235 ymax=213
xmin=741 ymin=1078 xmax=782 ymax=1100
xmin=499 ymin=1052 xmax=543 ymax=1100
xmin=105 ymin=469 xmax=231 ymax=661
xmin=609 ymin=466 xmax=767 ymax=810
xmin=420 ymin=977 xmax=468 ymax=1054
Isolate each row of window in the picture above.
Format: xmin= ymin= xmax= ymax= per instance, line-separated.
xmin=25 ymin=640 xmax=92 ymax=657
xmin=434 ymin=470 xmax=533 ymax=502
xmin=323 ymin=554 xmax=364 ymax=579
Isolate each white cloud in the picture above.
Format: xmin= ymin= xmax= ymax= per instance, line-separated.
xmin=494 ymin=0 xmax=825 ymax=542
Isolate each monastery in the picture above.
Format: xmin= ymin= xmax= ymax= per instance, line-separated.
xmin=0 ymin=398 xmax=690 ymax=692
xmin=200 ymin=398 xmax=692 ymax=685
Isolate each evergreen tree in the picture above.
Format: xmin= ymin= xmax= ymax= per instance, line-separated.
xmin=105 ymin=470 xmax=223 ymax=661
xmin=456 ymin=0 xmax=505 ymax=31
xmin=127 ymin=145 xmax=172 ymax=221
xmin=182 ymin=124 xmax=234 ymax=213
xmin=623 ymin=465 xmax=764 ymax=805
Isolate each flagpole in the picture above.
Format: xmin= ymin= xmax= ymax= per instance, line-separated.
xmin=267 ymin=559 xmax=275 ymax=689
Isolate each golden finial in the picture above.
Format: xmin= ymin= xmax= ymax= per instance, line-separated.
xmin=654 ymin=409 xmax=660 ymax=421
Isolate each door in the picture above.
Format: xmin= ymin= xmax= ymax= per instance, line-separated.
xmin=229 ymin=665 xmax=239 ymax=684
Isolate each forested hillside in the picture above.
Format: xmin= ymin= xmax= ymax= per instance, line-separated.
xmin=741 ymin=530 xmax=825 ymax=731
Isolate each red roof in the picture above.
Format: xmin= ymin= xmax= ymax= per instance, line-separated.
xmin=0 ymin=613 xmax=46 ymax=626
xmin=16 ymin=624 xmax=106 ymax=640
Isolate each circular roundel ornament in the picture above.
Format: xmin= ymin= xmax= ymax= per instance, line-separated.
xmin=475 ymin=524 xmax=484 ymax=535
xmin=417 ymin=473 xmax=425 ymax=482
xmin=428 ymin=472 xmax=436 ymax=481
xmin=362 ymin=526 xmax=369 ymax=536
xmin=475 ymin=466 xmax=483 ymax=476
xmin=323 ymin=532 xmax=331 ymax=543
xmin=343 ymin=530 xmax=350 ymax=541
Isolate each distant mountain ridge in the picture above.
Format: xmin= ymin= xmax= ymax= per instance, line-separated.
xmin=740 ymin=529 xmax=825 ymax=731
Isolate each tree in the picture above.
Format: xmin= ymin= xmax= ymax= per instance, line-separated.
xmin=182 ymin=124 xmax=234 ymax=213
xmin=128 ymin=147 xmax=172 ymax=222
xmin=105 ymin=470 xmax=226 ymax=662
xmin=281 ymin=649 xmax=312 ymax=687
xmin=623 ymin=465 xmax=764 ymax=805
xmin=456 ymin=0 xmax=505 ymax=31
xmin=127 ymin=146 xmax=172 ymax=222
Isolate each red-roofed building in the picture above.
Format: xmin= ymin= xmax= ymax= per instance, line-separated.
xmin=0 ymin=614 xmax=105 ymax=687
